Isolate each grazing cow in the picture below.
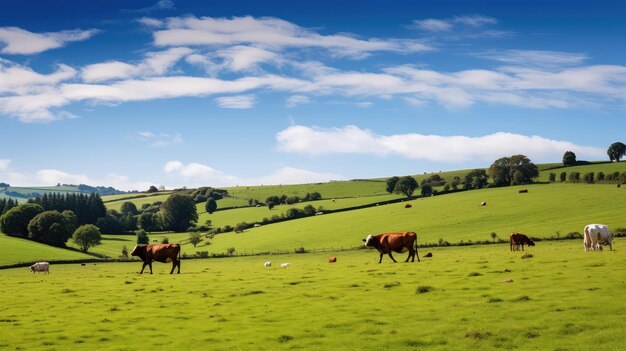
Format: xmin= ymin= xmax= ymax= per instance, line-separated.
xmin=362 ymin=232 xmax=420 ymax=263
xmin=131 ymin=244 xmax=181 ymax=274
xmin=280 ymin=263 xmax=290 ymax=268
xmin=583 ymin=224 xmax=613 ymax=252
xmin=315 ymin=212 xmax=324 ymax=216
xmin=509 ymin=233 xmax=535 ymax=251
xmin=519 ymin=189 xmax=528 ymax=193
xmin=29 ymin=262 xmax=50 ymax=274
xmin=424 ymin=252 xmax=433 ymax=258
xmin=264 ymin=261 xmax=272 ymax=267
xmin=404 ymin=204 xmax=412 ymax=208
xmin=254 ymin=224 xmax=261 ymax=228
xmin=480 ymin=201 xmax=487 ymax=206
xmin=328 ymin=256 xmax=337 ymax=263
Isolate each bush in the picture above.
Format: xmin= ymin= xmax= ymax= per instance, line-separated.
xmin=294 ymin=247 xmax=307 ymax=253
xmin=136 ymin=229 xmax=150 ymax=244
xmin=189 ymin=232 xmax=202 ymax=247
xmin=196 ymin=251 xmax=209 ymax=258
xmin=161 ymin=237 xmax=169 ymax=244
xmin=235 ymin=222 xmax=249 ymax=233
xmin=285 ymin=196 xmax=300 ymax=205
xmin=226 ymin=247 xmax=236 ymax=256
xmin=223 ymin=225 xmax=234 ymax=233
xmin=303 ymin=204 xmax=317 ymax=216
xmin=286 ymin=208 xmax=305 ymax=219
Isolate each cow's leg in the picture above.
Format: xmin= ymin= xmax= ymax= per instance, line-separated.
xmin=405 ymin=249 xmax=414 ymax=262
xmin=378 ymin=253 xmax=383 ymax=264
xmin=521 ymin=244 xmax=524 ymax=251
xmin=387 ymin=252 xmax=397 ymax=263
xmin=177 ymin=259 xmax=181 ymax=274
xmin=148 ymin=261 xmax=153 ymax=274
xmin=139 ymin=262 xmax=148 ymax=274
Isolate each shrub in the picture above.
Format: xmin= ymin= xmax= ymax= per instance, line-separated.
xmin=226 ymin=247 xmax=236 ymax=256
xmin=161 ymin=237 xmax=169 ymax=244
xmin=28 ymin=210 xmax=72 ymax=246
xmin=72 ymin=224 xmax=102 ymax=252
xmin=235 ymin=222 xmax=249 ymax=233
xmin=294 ymin=247 xmax=307 ymax=254
xmin=196 ymin=251 xmax=209 ymax=258
xmin=303 ymin=204 xmax=316 ymax=216
xmin=136 ymin=229 xmax=150 ymax=244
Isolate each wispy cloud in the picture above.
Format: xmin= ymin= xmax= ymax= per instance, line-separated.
xmin=134 ymin=131 xmax=183 ymax=147
xmin=122 ymin=0 xmax=175 ymax=14
xmin=476 ymin=49 xmax=588 ymax=67
xmin=0 ymin=159 xmax=10 ymax=171
xmin=410 ymin=14 xmax=498 ymax=32
xmin=276 ymin=125 xmax=605 ymax=162
xmin=286 ymin=94 xmax=310 ymax=108
xmin=150 ymin=15 xmax=432 ymax=58
xmin=0 ymin=27 xmax=98 ymax=55
xmin=215 ymin=94 xmax=256 ymax=109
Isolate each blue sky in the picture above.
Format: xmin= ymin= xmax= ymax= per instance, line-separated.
xmin=1 ymin=0 xmax=625 ymax=190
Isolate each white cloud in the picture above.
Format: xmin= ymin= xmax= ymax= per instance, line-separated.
xmin=453 ymin=15 xmax=498 ymax=27
xmin=81 ymin=47 xmax=192 ymax=82
xmin=285 ymin=94 xmax=310 ymax=108
xmin=36 ymin=169 xmax=90 ymax=185
xmin=163 ymin=160 xmax=344 ymax=187
xmin=276 ymin=125 xmax=605 ymax=163
xmin=163 ymin=160 xmax=238 ymax=187
xmin=0 ymin=27 xmax=98 ymax=55
xmin=215 ymin=94 xmax=256 ymax=109
xmin=0 ymin=159 xmax=10 ymax=171
xmin=0 ymin=60 xmax=76 ymax=94
xmin=477 ymin=50 xmax=588 ymax=67
xmin=249 ymin=167 xmax=345 ymax=185
xmin=152 ymin=16 xmax=432 ymax=57
xmin=134 ymin=131 xmax=183 ymax=147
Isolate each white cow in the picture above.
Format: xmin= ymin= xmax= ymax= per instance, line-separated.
xmin=280 ymin=263 xmax=290 ymax=268
xmin=29 ymin=262 xmax=50 ymax=274
xmin=264 ymin=261 xmax=272 ymax=267
xmin=583 ymin=224 xmax=613 ymax=252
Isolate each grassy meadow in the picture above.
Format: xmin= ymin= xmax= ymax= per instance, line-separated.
xmin=0 ymin=235 xmax=92 ymax=266
xmin=0 ymin=241 xmax=623 ymax=351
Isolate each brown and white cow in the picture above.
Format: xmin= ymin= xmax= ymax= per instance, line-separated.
xmin=583 ymin=224 xmax=613 ymax=252
xmin=131 ymin=244 xmax=181 ymax=274
xmin=362 ymin=232 xmax=420 ymax=263
xmin=509 ymin=233 xmax=535 ymax=251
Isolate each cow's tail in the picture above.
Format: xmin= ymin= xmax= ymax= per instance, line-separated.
xmin=414 ymin=233 xmax=420 ymax=262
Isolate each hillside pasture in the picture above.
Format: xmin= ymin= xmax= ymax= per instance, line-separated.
xmin=203 ymin=183 xmax=626 ymax=255
xmin=224 ymin=180 xmax=388 ymax=202
xmin=0 ymin=235 xmax=92 ymax=266
xmin=0 ymin=241 xmax=623 ymax=350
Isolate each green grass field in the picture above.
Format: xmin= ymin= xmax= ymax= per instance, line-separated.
xmin=0 ymin=235 xmax=92 ymax=266
xmin=0 ymin=241 xmax=623 ymax=350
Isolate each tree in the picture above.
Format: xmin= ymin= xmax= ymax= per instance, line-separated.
xmin=120 ymin=202 xmax=138 ymax=215
xmin=584 ymin=172 xmax=595 ymax=184
xmin=147 ymin=186 xmax=159 ymax=193
xmin=138 ymin=212 xmax=159 ymax=232
xmin=95 ymin=214 xmax=123 ymax=234
xmin=136 ymin=229 xmax=150 ymax=244
xmin=285 ymin=196 xmax=300 ymax=205
xmin=120 ymin=214 xmax=138 ymax=232
xmin=28 ymin=211 xmax=72 ymax=247
xmin=72 ymin=224 xmax=102 ymax=252
xmin=385 ymin=176 xmax=400 ymax=193
xmin=560 ymin=172 xmax=567 ymax=182
xmin=205 ymin=198 xmax=218 ymax=214
xmin=420 ymin=183 xmax=433 ymax=197
xmin=0 ymin=203 xmax=43 ymax=237
xmin=450 ymin=176 xmax=461 ymax=190
xmin=62 ymin=210 xmax=78 ymax=234
xmin=463 ymin=169 xmax=489 ymax=190
xmin=562 ymin=151 xmax=577 ymax=166
xmin=488 ymin=155 xmax=538 ymax=186
xmin=394 ymin=176 xmax=419 ymax=198
xmin=161 ymin=237 xmax=169 ymax=244
xmin=189 ymin=232 xmax=202 ymax=247
xmin=160 ymin=194 xmax=198 ymax=232
xmin=549 ymin=173 xmax=556 ymax=183
xmin=226 ymin=247 xmax=236 ymax=256
xmin=607 ymin=142 xmax=626 ymax=162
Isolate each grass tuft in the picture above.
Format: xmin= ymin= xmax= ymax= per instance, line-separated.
xmin=416 ymin=285 xmax=433 ymax=294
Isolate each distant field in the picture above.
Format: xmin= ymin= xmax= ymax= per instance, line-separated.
xmin=101 ymin=191 xmax=172 ymax=203
xmin=203 ymin=183 xmax=626 ymax=254
xmin=0 ymin=241 xmax=623 ymax=350
xmin=224 ymin=180 xmax=388 ymax=201
xmin=196 ymin=193 xmax=404 ymax=228
xmin=0 ymin=235 xmax=92 ymax=266
xmin=538 ymin=161 xmax=626 ymax=182
xmin=104 ymin=193 xmax=174 ymax=211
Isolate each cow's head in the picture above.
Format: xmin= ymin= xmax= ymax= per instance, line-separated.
xmin=130 ymin=245 xmax=147 ymax=259
xmin=528 ymin=239 xmax=535 ymax=246
xmin=362 ymin=234 xmax=378 ymax=247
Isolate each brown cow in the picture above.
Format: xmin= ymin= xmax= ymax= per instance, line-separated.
xmin=362 ymin=232 xmax=420 ymax=263
xmin=328 ymin=256 xmax=337 ymax=263
xmin=509 ymin=233 xmax=535 ymax=251
xmin=404 ymin=204 xmax=412 ymax=208
xmin=131 ymin=244 xmax=181 ymax=274
xmin=519 ymin=189 xmax=528 ymax=193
